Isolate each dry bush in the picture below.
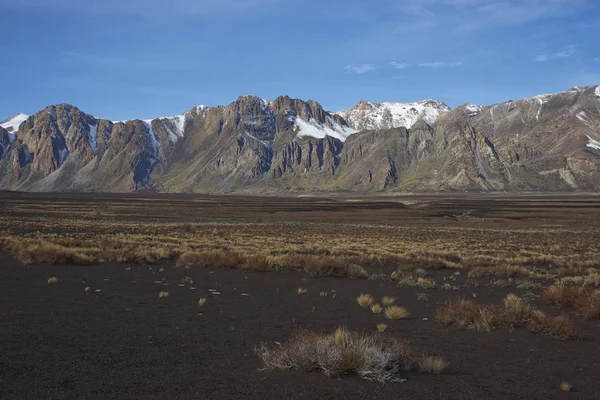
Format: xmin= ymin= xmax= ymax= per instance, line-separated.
xmin=528 ymin=310 xmax=582 ymax=340
xmin=385 ymin=306 xmax=410 ymax=320
xmin=377 ymin=323 xmax=388 ymax=333
xmin=542 ymin=285 xmax=600 ymax=320
xmin=297 ymin=287 xmax=308 ymax=295
xmin=280 ymin=255 xmax=368 ymax=279
xmin=396 ymin=271 xmax=436 ymax=289
xmin=357 ymin=294 xmax=375 ymax=308
xmin=256 ymin=327 xmax=446 ymax=382
xmin=198 ymin=298 xmax=207 ymax=306
xmin=47 ymin=276 xmax=58 ymax=284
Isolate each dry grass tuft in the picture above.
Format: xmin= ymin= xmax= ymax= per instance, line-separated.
xmin=370 ymin=304 xmax=383 ymax=314
xmin=357 ymin=294 xmax=375 ymax=308
xmin=385 ymin=305 xmax=410 ymax=320
xmin=376 ymin=323 xmax=388 ymax=333
xmin=47 ymin=276 xmax=58 ymax=284
xmin=158 ymin=291 xmax=169 ymax=298
xmin=381 ymin=296 xmax=396 ymax=307
xmin=297 ymin=287 xmax=309 ymax=295
xmin=560 ymin=381 xmax=572 ymax=392
xmin=198 ymin=298 xmax=207 ymax=306
xmin=256 ymin=327 xmax=446 ymax=382
xmin=418 ymin=355 xmax=448 ymax=374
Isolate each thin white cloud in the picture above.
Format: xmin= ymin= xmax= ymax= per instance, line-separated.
xmin=417 ymin=61 xmax=463 ymax=67
xmin=389 ymin=61 xmax=408 ymax=69
xmin=344 ymin=64 xmax=376 ymax=74
xmin=534 ymin=46 xmax=576 ymax=62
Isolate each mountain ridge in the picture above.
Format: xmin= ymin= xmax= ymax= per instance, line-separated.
xmin=1 ymin=85 xmax=599 ymax=193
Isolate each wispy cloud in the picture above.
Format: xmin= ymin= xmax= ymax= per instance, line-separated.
xmin=389 ymin=61 xmax=408 ymax=69
xmin=344 ymin=64 xmax=376 ymax=74
xmin=417 ymin=61 xmax=463 ymax=67
xmin=534 ymin=46 xmax=577 ymax=62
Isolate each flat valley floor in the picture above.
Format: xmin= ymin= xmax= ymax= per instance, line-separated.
xmin=1 ymin=192 xmax=600 ymax=399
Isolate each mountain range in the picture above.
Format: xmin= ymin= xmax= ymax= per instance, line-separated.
xmin=1 ymin=85 xmax=599 ymax=193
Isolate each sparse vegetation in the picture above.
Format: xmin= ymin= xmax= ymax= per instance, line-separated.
xmin=47 ymin=276 xmax=58 ymax=284
xmin=297 ymin=287 xmax=309 ymax=295
xmin=256 ymin=327 xmax=446 ymax=382
xmin=158 ymin=291 xmax=169 ymax=298
xmin=436 ymin=294 xmax=581 ymax=340
xmin=376 ymin=323 xmax=388 ymax=332
xmin=418 ymin=355 xmax=448 ymax=374
xmin=198 ymin=298 xmax=207 ymax=306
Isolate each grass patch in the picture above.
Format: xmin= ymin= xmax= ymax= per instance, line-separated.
xmin=357 ymin=294 xmax=374 ymax=308
xmin=542 ymin=285 xmax=600 ymax=320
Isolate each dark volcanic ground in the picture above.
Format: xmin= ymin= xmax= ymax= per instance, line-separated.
xmin=1 ymin=254 xmax=599 ymax=400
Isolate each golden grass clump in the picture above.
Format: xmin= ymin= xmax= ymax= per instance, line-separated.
xmin=370 ymin=304 xmax=383 ymax=314
xmin=256 ymin=327 xmax=446 ymax=382
xmin=385 ymin=305 xmax=410 ymax=320
xmin=357 ymin=294 xmax=375 ymax=308
xmin=158 ymin=291 xmax=169 ymax=298
xmin=376 ymin=323 xmax=388 ymax=333
xmin=528 ymin=310 xmax=582 ymax=340
xmin=560 ymin=382 xmax=572 ymax=392
xmin=47 ymin=276 xmax=58 ymax=284
xmin=418 ymin=355 xmax=448 ymax=374
xmin=198 ymin=298 xmax=207 ymax=306
xmin=381 ymin=296 xmax=396 ymax=307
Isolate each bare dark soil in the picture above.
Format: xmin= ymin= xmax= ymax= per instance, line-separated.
xmin=1 ymin=192 xmax=600 ymax=399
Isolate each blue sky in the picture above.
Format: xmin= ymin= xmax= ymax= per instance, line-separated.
xmin=1 ymin=0 xmax=599 ymax=120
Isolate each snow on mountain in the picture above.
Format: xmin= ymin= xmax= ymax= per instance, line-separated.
xmin=0 ymin=113 xmax=29 ymax=133
xmin=289 ymin=114 xmax=358 ymax=142
xmin=160 ymin=115 xmax=186 ymax=143
xmin=336 ymin=99 xmax=450 ymax=131
xmin=595 ymin=86 xmax=600 ymax=98
xmin=587 ymin=135 xmax=600 ymax=151
xmin=87 ymin=122 xmax=99 ymax=153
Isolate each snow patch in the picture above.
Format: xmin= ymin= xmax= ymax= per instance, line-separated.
xmin=87 ymin=122 xmax=98 ymax=153
xmin=576 ymin=111 xmax=595 ymax=129
xmin=595 ymin=86 xmax=600 ymax=98
xmin=161 ymin=115 xmax=186 ymax=143
xmin=0 ymin=113 xmax=29 ymax=133
xmin=57 ymin=146 xmax=69 ymax=167
xmin=337 ymin=99 xmax=450 ymax=130
xmin=290 ymin=114 xmax=358 ymax=142
xmin=586 ymin=136 xmax=600 ymax=151
xmin=464 ymin=104 xmax=483 ymax=116
xmin=142 ymin=120 xmax=160 ymax=159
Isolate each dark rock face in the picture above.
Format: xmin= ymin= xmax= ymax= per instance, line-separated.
xmin=1 ymin=86 xmax=599 ymax=193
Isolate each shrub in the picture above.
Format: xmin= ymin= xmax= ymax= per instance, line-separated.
xmin=256 ymin=327 xmax=446 ymax=382
xmin=542 ymin=285 xmax=600 ymax=320
xmin=370 ymin=304 xmax=383 ymax=314
xmin=377 ymin=323 xmax=388 ymax=333
xmin=418 ymin=355 xmax=448 ymax=374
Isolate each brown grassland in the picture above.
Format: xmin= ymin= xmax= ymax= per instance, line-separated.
xmin=1 ymin=191 xmax=600 ymax=399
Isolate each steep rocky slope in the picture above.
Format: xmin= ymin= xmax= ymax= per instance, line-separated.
xmin=1 ymin=86 xmax=599 ymax=193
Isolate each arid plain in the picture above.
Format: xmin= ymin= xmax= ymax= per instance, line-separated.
xmin=1 ymin=191 xmax=600 ymax=399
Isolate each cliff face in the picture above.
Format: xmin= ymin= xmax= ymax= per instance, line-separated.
xmin=1 ymin=86 xmax=599 ymax=193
